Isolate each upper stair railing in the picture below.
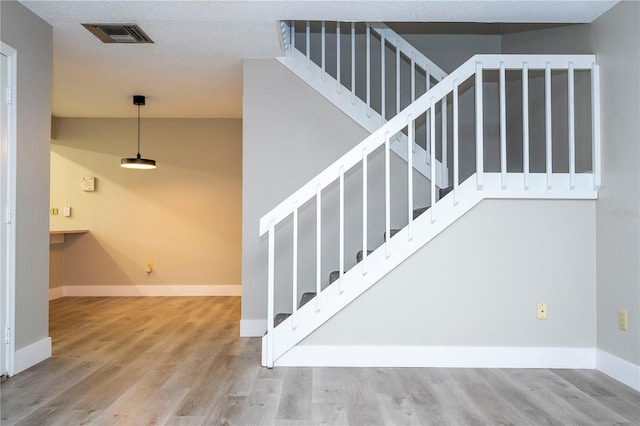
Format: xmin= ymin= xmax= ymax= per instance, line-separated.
xmin=261 ymin=53 xmax=601 ymax=367
xmin=279 ymin=21 xmax=450 ymax=186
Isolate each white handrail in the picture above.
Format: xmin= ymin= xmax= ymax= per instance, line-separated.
xmin=368 ymin=23 xmax=447 ymax=82
xmin=259 ymin=54 xmax=596 ymax=235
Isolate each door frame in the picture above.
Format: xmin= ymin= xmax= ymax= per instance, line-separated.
xmin=1 ymin=41 xmax=17 ymax=377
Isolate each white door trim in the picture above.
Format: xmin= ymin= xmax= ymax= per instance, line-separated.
xmin=1 ymin=41 xmax=17 ymax=377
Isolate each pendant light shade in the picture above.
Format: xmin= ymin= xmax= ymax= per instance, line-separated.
xmin=121 ymin=95 xmax=156 ymax=169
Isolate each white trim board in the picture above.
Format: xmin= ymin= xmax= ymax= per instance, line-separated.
xmin=596 ymin=349 xmax=640 ymax=392
xmin=275 ymin=345 xmax=596 ymax=369
xmin=1 ymin=41 xmax=18 ymax=378
xmin=14 ymin=337 xmax=51 ymax=375
xmin=240 ymin=319 xmax=267 ymax=337
xmin=49 ymin=285 xmax=241 ymax=299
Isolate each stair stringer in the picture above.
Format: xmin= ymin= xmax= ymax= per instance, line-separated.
xmin=276 ymin=51 xmax=449 ymax=189
xmin=262 ymin=172 xmax=598 ymax=366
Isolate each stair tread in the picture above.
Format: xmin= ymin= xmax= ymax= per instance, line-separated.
xmin=329 ymin=270 xmax=348 ymax=284
xmin=413 ymin=206 xmax=429 ymax=219
xmin=356 ymin=250 xmax=374 ymax=262
xmin=383 ymin=229 xmax=401 ymax=241
xmin=439 ymin=186 xmax=454 ymax=199
xmin=274 ymin=313 xmax=291 ymax=327
xmin=299 ymin=292 xmax=316 ymax=308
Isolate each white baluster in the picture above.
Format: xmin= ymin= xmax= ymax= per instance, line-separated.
xmin=523 ymin=62 xmax=530 ymax=189
xmin=266 ymin=220 xmax=275 ymax=368
xmin=424 ymin=111 xmax=431 ymax=166
xmin=411 ymin=53 xmax=416 ymax=155
xmin=315 ymin=184 xmax=321 ymax=312
xmin=290 ymin=22 xmax=295 ymax=56
xmin=366 ymin=24 xmax=371 ymax=117
xmin=500 ymin=61 xmax=507 ymax=189
xmin=292 ymin=203 xmax=298 ymax=329
xmin=362 ymin=147 xmax=368 ymax=275
xmin=385 ymin=131 xmax=391 ymax=258
xmin=396 ymin=41 xmax=401 ymax=115
xmin=305 ymin=21 xmax=310 ymax=69
xmin=408 ymin=115 xmax=414 ymax=239
xmin=545 ymin=62 xmax=552 ymax=189
xmin=568 ymin=62 xmax=576 ymax=189
xmin=339 ymin=166 xmax=345 ymax=294
xmin=381 ymin=31 xmax=386 ymax=124
xmin=336 ymin=22 xmax=341 ymax=93
xmin=442 ymin=97 xmax=448 ymax=188
xmin=453 ymin=81 xmax=459 ymax=205
xmin=410 ymin=52 xmax=416 ymax=103
xmin=430 ymin=98 xmax=436 ymax=223
xmin=321 ymin=21 xmax=326 ymax=81
xmin=351 ymin=22 xmax=356 ymax=105
xmin=591 ymin=63 xmax=601 ymax=190
xmin=475 ymin=62 xmax=484 ymax=189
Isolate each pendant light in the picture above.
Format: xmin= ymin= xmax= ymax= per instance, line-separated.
xmin=121 ymin=95 xmax=156 ymax=169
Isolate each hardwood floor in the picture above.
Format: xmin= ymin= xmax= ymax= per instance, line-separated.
xmin=1 ymin=297 xmax=639 ymax=425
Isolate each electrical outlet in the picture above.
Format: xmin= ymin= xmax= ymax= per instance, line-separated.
xmin=537 ymin=302 xmax=548 ymax=320
xmin=63 ymin=206 xmax=71 ymax=217
xmin=146 ymin=262 xmax=153 ymax=273
xmin=618 ymin=309 xmax=628 ymax=331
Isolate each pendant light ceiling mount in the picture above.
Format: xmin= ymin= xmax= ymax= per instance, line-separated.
xmin=121 ymin=94 xmax=156 ymax=170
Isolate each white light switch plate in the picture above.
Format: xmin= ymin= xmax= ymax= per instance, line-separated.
xmin=81 ymin=176 xmax=95 ymax=191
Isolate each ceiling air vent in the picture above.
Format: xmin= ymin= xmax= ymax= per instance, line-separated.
xmin=82 ymin=24 xmax=154 ymax=44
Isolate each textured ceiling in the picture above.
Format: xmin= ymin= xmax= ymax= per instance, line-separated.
xmin=19 ymin=0 xmax=618 ymax=118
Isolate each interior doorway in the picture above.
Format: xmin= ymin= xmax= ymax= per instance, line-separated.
xmin=1 ymin=42 xmax=17 ymax=377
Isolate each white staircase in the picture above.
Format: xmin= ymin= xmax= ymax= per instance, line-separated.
xmin=262 ymin=21 xmax=601 ymax=368
xmin=277 ymin=21 xmax=450 ymax=187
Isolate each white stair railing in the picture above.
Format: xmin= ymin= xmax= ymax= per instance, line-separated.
xmin=278 ymin=20 xmax=450 ymax=187
xmin=261 ymin=54 xmax=600 ymax=368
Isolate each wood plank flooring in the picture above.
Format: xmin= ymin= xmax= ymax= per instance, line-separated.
xmin=1 ymin=296 xmax=639 ymax=425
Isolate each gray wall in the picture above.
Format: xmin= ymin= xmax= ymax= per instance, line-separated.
xmin=303 ymin=199 xmax=596 ymax=347
xmin=500 ymin=4 xmax=639 ymax=367
xmin=242 ymin=59 xmax=369 ymax=322
xmin=591 ymin=1 xmax=640 ymax=365
xmin=0 ymin=1 xmax=52 ymax=350
xmin=397 ymin=32 xmax=502 ymax=74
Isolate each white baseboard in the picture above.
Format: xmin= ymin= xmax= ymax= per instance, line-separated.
xmin=596 ymin=349 xmax=640 ymax=391
xmin=275 ymin=345 xmax=596 ymax=368
xmin=240 ymin=319 xmax=267 ymax=337
xmin=14 ymin=337 xmax=52 ymax=375
xmin=49 ymin=286 xmax=64 ymax=300
xmin=49 ymin=285 xmax=241 ymax=299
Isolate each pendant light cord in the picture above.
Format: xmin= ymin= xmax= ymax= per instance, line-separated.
xmin=137 ymin=102 xmax=141 ymax=157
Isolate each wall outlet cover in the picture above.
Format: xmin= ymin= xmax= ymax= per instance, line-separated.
xmin=618 ymin=309 xmax=628 ymax=331
xmin=537 ymin=302 xmax=548 ymax=320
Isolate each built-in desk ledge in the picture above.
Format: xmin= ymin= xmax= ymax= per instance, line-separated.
xmin=50 ymin=230 xmax=89 ymax=245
